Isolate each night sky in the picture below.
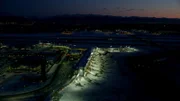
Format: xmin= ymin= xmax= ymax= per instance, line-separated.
xmin=0 ymin=0 xmax=180 ymax=18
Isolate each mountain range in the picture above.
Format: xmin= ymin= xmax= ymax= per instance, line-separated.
xmin=0 ymin=14 xmax=180 ymax=24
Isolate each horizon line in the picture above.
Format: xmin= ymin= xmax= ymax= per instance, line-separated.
xmin=0 ymin=13 xmax=180 ymax=19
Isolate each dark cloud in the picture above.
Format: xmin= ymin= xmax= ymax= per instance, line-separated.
xmin=116 ymin=10 xmax=123 ymax=12
xmin=126 ymin=9 xmax=135 ymax=11
xmin=138 ymin=9 xmax=145 ymax=11
xmin=103 ymin=8 xmax=108 ymax=11
xmin=124 ymin=8 xmax=145 ymax=12
xmin=116 ymin=7 xmax=120 ymax=9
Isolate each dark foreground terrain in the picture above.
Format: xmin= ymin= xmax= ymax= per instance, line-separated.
xmin=127 ymin=50 xmax=180 ymax=101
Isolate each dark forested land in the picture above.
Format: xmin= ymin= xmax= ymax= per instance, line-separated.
xmin=0 ymin=15 xmax=180 ymax=34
